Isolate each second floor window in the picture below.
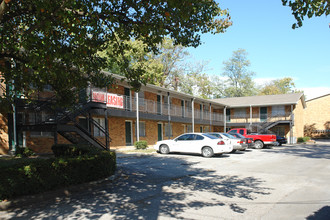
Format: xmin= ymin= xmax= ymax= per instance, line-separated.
xmin=234 ymin=108 xmax=246 ymax=118
xmin=272 ymin=106 xmax=285 ymax=116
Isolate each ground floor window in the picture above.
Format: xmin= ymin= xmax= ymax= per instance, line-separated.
xmin=29 ymin=112 xmax=53 ymax=137
xmin=136 ymin=121 xmax=146 ymax=137
xmin=93 ymin=118 xmax=105 ymax=137
xmin=165 ymin=123 xmax=173 ymax=137
xmin=184 ymin=124 xmax=192 ymax=133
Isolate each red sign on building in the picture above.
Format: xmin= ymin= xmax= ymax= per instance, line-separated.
xmin=92 ymin=91 xmax=124 ymax=109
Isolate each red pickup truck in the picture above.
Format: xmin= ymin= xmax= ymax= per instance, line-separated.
xmin=228 ymin=128 xmax=277 ymax=149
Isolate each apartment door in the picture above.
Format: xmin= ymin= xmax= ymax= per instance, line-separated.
xmin=157 ymin=123 xmax=163 ymax=141
xmin=125 ymin=121 xmax=132 ymax=146
xmin=260 ymin=107 xmax=267 ymax=122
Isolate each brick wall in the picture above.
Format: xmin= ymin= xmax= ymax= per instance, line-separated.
xmin=0 ymin=113 xmax=9 ymax=154
xmin=293 ymin=99 xmax=305 ymax=138
xmin=304 ymin=94 xmax=330 ymax=131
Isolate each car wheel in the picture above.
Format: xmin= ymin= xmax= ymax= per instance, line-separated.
xmin=254 ymin=140 xmax=264 ymax=149
xmin=231 ymin=149 xmax=237 ymax=153
xmin=202 ymin=147 xmax=214 ymax=158
xmin=159 ymin=144 xmax=170 ymax=154
xmin=278 ymin=143 xmax=282 ymax=146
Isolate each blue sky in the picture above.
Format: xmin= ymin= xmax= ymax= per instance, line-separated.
xmin=186 ymin=0 xmax=330 ymax=100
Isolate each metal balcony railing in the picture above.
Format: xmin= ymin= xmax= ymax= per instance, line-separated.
xmin=226 ymin=112 xmax=292 ymax=123
xmin=93 ymin=92 xmax=225 ymax=123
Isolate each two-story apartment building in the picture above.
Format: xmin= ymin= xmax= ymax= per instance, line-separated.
xmin=213 ymin=93 xmax=306 ymax=143
xmin=0 ymin=72 xmax=307 ymax=154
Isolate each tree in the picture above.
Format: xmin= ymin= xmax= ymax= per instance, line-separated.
xmin=0 ymin=0 xmax=232 ymax=105
xmin=258 ymin=77 xmax=297 ymax=95
xmin=282 ymin=0 xmax=330 ymax=29
xmin=179 ymin=62 xmax=213 ymax=98
xmin=221 ymin=49 xmax=257 ymax=97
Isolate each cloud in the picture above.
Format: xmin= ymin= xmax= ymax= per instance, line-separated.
xmin=300 ymin=87 xmax=330 ymax=100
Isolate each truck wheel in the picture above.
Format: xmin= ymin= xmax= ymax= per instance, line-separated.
xmin=254 ymin=140 xmax=264 ymax=149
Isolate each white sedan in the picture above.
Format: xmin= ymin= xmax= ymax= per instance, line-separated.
xmin=154 ymin=133 xmax=233 ymax=158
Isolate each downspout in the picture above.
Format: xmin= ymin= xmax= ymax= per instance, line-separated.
xmin=192 ymin=98 xmax=195 ymax=133
xmin=136 ymin=92 xmax=139 ymax=142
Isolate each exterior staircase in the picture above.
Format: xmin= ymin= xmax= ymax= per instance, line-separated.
xmin=16 ymin=92 xmax=111 ymax=150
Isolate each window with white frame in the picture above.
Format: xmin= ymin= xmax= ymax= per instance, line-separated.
xmin=234 ymin=108 xmax=246 ymax=118
xmin=272 ymin=105 xmax=285 ymax=116
xmin=93 ymin=118 xmax=105 ymax=137
xmin=165 ymin=123 xmax=173 ymax=137
xmin=136 ymin=121 xmax=146 ymax=137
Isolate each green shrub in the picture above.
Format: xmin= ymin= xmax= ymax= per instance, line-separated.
xmin=51 ymin=144 xmax=101 ymax=157
xmin=134 ymin=140 xmax=148 ymax=149
xmin=297 ymin=137 xmax=311 ymax=143
xmin=15 ymin=146 xmax=35 ymax=158
xmin=0 ymin=148 xmax=116 ymax=200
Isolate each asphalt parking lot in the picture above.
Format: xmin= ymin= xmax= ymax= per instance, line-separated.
xmin=1 ymin=140 xmax=330 ymax=219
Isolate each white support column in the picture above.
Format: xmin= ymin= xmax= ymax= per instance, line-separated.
xmin=209 ymin=103 xmax=212 ymax=130
xmin=250 ymin=105 xmax=252 ymax=128
xmin=192 ymin=98 xmax=195 ymax=133
xmin=224 ymin=106 xmax=227 ymax=132
xmin=136 ymin=92 xmax=139 ymax=142
xmin=290 ymin=104 xmax=293 ymax=144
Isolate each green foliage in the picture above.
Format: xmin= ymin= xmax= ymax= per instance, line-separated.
xmin=51 ymin=144 xmax=101 ymax=157
xmin=0 ymin=0 xmax=232 ymax=105
xmin=297 ymin=136 xmax=311 ymax=143
xmin=221 ymin=49 xmax=258 ymax=97
xmin=134 ymin=140 xmax=148 ymax=150
xmin=15 ymin=146 xmax=35 ymax=158
xmin=258 ymin=77 xmax=299 ymax=95
xmin=282 ymin=0 xmax=330 ymax=29
xmin=0 ymin=145 xmax=116 ymax=200
xmin=304 ymin=124 xmax=316 ymax=137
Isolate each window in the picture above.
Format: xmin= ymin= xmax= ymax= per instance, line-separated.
xmin=136 ymin=121 xmax=146 ymax=137
xmin=93 ymin=118 xmax=105 ymax=137
xmin=234 ymin=108 xmax=246 ymax=118
xmin=184 ymin=124 xmax=192 ymax=133
xmin=195 ymin=135 xmax=204 ymax=140
xmin=177 ymin=134 xmax=192 ymax=141
xmin=165 ymin=123 xmax=172 ymax=137
xmin=29 ymin=112 xmax=53 ymax=137
xmin=138 ymin=91 xmax=145 ymax=106
xmin=272 ymin=106 xmax=285 ymax=117
xmin=204 ymin=126 xmax=210 ymax=132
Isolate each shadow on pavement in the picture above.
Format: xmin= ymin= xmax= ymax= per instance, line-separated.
xmin=4 ymin=154 xmax=273 ymax=219
xmin=306 ymin=205 xmax=330 ymax=220
xmin=264 ymin=144 xmax=330 ymax=159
